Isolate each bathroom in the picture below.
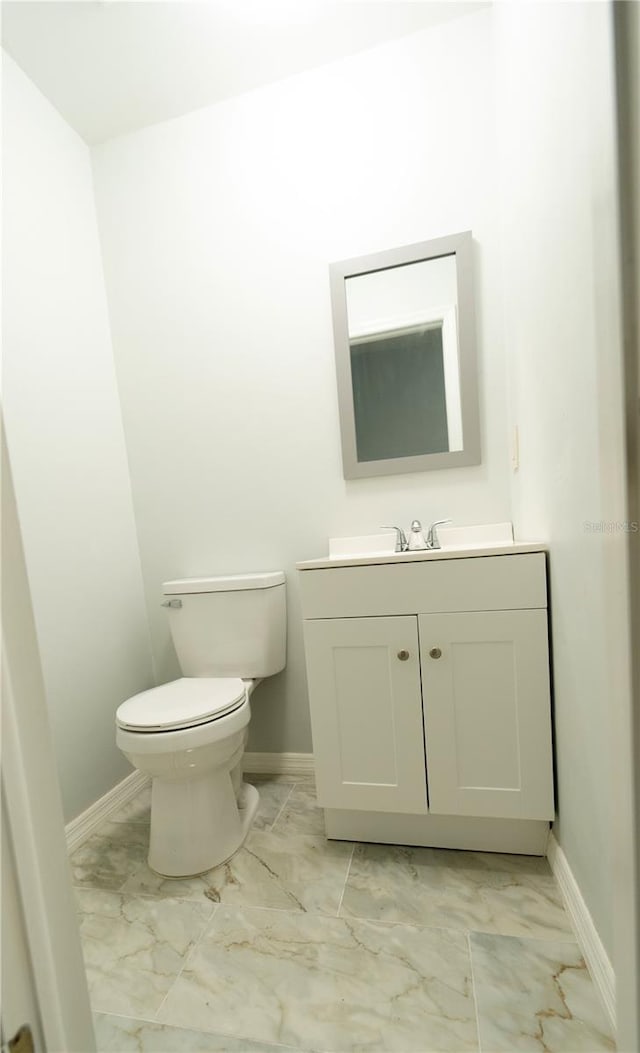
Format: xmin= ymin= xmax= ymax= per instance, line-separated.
xmin=2 ymin=0 xmax=639 ymax=1050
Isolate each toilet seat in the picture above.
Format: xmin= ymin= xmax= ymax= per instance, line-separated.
xmin=116 ymin=677 xmax=246 ymax=733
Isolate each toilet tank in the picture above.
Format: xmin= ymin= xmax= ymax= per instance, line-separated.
xmin=162 ymin=572 xmax=286 ymax=678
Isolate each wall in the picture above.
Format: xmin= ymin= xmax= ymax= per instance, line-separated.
xmin=494 ymin=2 xmax=628 ymax=958
xmin=91 ymin=9 xmax=511 ymax=753
xmin=2 ymin=54 xmax=155 ymax=821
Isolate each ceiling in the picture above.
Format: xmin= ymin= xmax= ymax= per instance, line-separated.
xmin=1 ymin=1 xmax=486 ymax=145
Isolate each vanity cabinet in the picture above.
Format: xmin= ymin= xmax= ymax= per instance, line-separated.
xmin=302 ymin=616 xmax=427 ymax=814
xmin=419 ymin=609 xmax=552 ymax=820
xmin=298 ymin=548 xmax=554 ymax=853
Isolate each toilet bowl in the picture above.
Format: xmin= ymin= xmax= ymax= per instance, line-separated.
xmin=115 ymin=572 xmax=286 ymax=877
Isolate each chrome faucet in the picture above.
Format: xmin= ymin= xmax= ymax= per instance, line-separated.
xmin=426 ymin=519 xmax=452 ymax=549
xmin=381 ymin=525 xmax=408 ymax=552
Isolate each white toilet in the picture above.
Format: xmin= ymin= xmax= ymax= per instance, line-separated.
xmin=115 ymin=571 xmax=286 ymax=878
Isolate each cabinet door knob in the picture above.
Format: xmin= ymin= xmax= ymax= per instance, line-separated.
xmin=429 ymin=647 xmax=442 ymax=659
xmin=397 ymin=649 xmax=410 ymax=661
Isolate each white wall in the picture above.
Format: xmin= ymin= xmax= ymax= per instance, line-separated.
xmin=91 ymin=10 xmax=511 ymax=753
xmin=2 ymin=54 xmax=155 ymax=822
xmin=495 ymin=2 xmax=628 ymax=958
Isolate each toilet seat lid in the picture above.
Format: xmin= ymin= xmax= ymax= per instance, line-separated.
xmin=116 ymin=677 xmax=247 ymax=732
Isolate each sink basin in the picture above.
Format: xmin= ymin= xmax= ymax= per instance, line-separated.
xmin=328 ymin=523 xmax=514 ymax=559
xmin=329 ymin=532 xmax=397 ymax=558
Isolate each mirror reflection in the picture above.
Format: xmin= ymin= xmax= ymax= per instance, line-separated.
xmin=345 ymin=255 xmax=462 ymax=462
xmin=330 ymin=232 xmax=480 ymax=479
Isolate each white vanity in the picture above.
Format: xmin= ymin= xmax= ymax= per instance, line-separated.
xmin=297 ymin=544 xmax=554 ymax=855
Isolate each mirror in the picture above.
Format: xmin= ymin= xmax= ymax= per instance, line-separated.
xmin=330 ymin=232 xmax=480 ymax=478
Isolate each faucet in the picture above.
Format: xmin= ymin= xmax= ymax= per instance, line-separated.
xmin=426 ymin=519 xmax=452 ymax=549
xmin=381 ymin=525 xmax=408 ymax=553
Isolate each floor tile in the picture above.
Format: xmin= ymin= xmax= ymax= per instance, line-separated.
xmin=77 ymin=889 xmax=214 ymax=1018
xmin=124 ymin=830 xmax=353 ymax=916
xmin=120 ymin=864 xmax=217 ymax=903
xmin=158 ymin=905 xmax=479 ymax=1052
xmin=70 ymin=822 xmax=149 ymax=890
xmin=470 ymin=932 xmax=615 ymax=1051
xmin=340 ymin=844 xmax=574 ymax=940
xmin=250 ymin=779 xmax=294 ymax=830
xmin=270 ymin=783 xmax=325 ymax=836
xmin=93 ymin=1012 xmax=310 ymax=1052
xmin=76 ymin=774 xmax=594 ymax=1053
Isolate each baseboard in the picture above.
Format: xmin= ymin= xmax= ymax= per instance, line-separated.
xmin=65 ymin=770 xmax=150 ymax=853
xmin=243 ymin=751 xmax=315 ymax=777
xmin=547 ymin=832 xmax=616 ymax=1031
xmin=65 ymin=756 xmax=312 ymax=852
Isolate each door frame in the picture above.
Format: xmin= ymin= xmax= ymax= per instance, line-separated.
xmin=1 ymin=428 xmax=95 ymax=1052
xmin=612 ymin=3 xmax=640 ymax=1049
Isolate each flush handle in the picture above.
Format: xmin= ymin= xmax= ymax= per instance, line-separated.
xmin=397 ymin=650 xmax=410 ymax=661
xmin=161 ymin=598 xmax=182 ymax=609
xmin=429 ymin=647 xmax=442 ymax=660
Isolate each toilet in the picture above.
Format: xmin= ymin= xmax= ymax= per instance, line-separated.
xmin=115 ymin=571 xmax=286 ymax=878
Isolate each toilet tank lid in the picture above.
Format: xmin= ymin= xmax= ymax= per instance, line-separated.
xmin=163 ymin=571 xmax=285 ymax=594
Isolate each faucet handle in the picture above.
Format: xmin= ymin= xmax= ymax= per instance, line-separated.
xmin=380 ymin=526 xmax=408 ymax=553
xmin=426 ymin=519 xmax=452 ymax=549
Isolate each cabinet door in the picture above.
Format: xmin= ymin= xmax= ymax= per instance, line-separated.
xmin=420 ymin=610 xmax=554 ymax=820
xmin=303 ymin=616 xmax=427 ymax=813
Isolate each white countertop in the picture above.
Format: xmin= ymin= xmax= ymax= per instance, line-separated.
xmin=296 ymin=542 xmax=547 ymax=571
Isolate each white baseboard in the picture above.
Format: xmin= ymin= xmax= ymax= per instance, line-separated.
xmin=65 ymin=755 xmax=313 ymax=853
xmin=244 ymin=751 xmax=315 ymax=777
xmin=547 ymin=832 xmax=616 ymax=1032
xmin=65 ymin=770 xmax=150 ymax=853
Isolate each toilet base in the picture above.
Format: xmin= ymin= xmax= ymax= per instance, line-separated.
xmin=147 ymin=774 xmax=260 ymax=878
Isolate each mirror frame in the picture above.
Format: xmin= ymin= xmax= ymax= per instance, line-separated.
xmin=329 ymin=231 xmax=481 ymax=479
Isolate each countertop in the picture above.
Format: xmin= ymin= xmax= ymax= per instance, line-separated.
xmin=296 ymin=542 xmax=547 ymax=571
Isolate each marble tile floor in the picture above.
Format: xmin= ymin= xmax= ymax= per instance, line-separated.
xmin=71 ymin=773 xmax=615 ymax=1053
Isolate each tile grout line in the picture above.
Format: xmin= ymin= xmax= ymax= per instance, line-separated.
xmin=467 ymin=931 xmax=484 ymax=1053
xmin=98 ymin=1009 xmax=325 ymax=1052
xmin=74 ymin=881 xmax=212 ymax=903
xmin=267 ymin=781 xmax=296 ymax=831
xmin=335 ymin=842 xmax=356 ymax=917
xmin=95 ymin=1009 xmax=170 ymax=1031
xmin=76 ymin=875 xmax=583 ymax=939
xmin=146 ymin=901 xmax=331 ymax=1052
xmin=152 ymin=902 xmax=221 ymax=1024
xmin=170 ymin=899 xmax=501 ymax=934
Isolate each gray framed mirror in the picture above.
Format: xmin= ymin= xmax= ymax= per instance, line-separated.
xmin=329 ymin=231 xmax=480 ymax=479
